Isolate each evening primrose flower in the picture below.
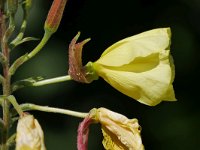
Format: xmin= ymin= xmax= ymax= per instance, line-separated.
xmin=68 ymin=28 xmax=176 ymax=106
xmin=16 ymin=114 xmax=46 ymax=150
xmin=91 ymin=28 xmax=176 ymax=106
xmin=77 ymin=108 xmax=144 ymax=150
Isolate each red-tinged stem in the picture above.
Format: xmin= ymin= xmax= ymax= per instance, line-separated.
xmin=1 ymin=9 xmax=11 ymax=150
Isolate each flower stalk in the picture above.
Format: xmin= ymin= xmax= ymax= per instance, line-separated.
xmin=32 ymin=75 xmax=72 ymax=87
xmin=20 ymin=103 xmax=88 ymax=118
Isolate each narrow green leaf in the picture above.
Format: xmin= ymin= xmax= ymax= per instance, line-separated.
xmin=9 ymin=53 xmax=28 ymax=76
xmin=11 ymin=76 xmax=44 ymax=92
xmin=11 ymin=37 xmax=39 ymax=48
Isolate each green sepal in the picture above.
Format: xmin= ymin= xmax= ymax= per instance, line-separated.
xmin=11 ymin=76 xmax=44 ymax=92
xmin=84 ymin=61 xmax=99 ymax=83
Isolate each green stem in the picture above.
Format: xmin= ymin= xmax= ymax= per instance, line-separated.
xmin=33 ymin=75 xmax=72 ymax=86
xmin=20 ymin=103 xmax=88 ymax=118
xmin=21 ymin=30 xmax=51 ymax=62
xmin=7 ymin=95 xmax=23 ymax=116
xmin=9 ymin=30 xmax=52 ymax=76
xmin=27 ymin=30 xmax=52 ymax=59
xmin=1 ymin=12 xmax=12 ymax=150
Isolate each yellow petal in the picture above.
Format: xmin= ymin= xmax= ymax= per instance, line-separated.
xmin=92 ymin=27 xmax=176 ymax=106
xmin=96 ymin=28 xmax=171 ymax=67
xmin=94 ymin=54 xmax=172 ymax=106
xmin=162 ymin=85 xmax=176 ymax=101
xmin=97 ymin=108 xmax=144 ymax=150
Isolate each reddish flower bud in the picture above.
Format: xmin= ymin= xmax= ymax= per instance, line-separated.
xmin=44 ymin=0 xmax=68 ymax=33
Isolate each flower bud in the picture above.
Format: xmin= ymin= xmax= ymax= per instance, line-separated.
xmin=16 ymin=114 xmax=46 ymax=150
xmin=44 ymin=0 xmax=68 ymax=33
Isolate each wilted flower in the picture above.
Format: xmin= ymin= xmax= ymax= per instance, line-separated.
xmin=77 ymin=108 xmax=144 ymax=150
xmin=16 ymin=114 xmax=46 ymax=150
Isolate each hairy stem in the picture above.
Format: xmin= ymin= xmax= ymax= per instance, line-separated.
xmin=1 ymin=12 xmax=12 ymax=150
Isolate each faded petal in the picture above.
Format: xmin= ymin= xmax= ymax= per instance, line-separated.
xmin=16 ymin=114 xmax=46 ymax=150
xmin=77 ymin=116 xmax=93 ymax=150
xmin=77 ymin=108 xmax=144 ymax=150
xmin=97 ymin=108 xmax=144 ymax=150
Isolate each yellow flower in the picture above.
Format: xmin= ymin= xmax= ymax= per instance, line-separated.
xmin=96 ymin=108 xmax=144 ymax=150
xmin=77 ymin=108 xmax=144 ymax=150
xmin=16 ymin=114 xmax=46 ymax=150
xmin=90 ymin=28 xmax=176 ymax=106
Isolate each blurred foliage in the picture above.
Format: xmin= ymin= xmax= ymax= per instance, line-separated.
xmin=3 ymin=0 xmax=200 ymax=149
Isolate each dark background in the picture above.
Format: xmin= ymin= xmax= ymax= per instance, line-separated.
xmin=7 ymin=0 xmax=200 ymax=149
